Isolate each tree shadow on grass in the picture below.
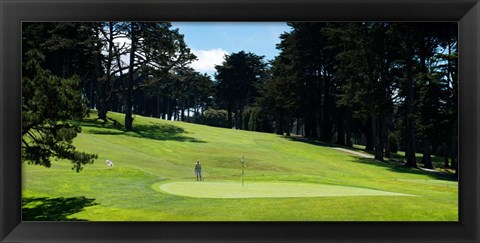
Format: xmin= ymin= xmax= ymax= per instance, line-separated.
xmin=284 ymin=136 xmax=337 ymax=147
xmin=284 ymin=136 xmax=456 ymax=182
xmin=22 ymin=196 xmax=97 ymax=221
xmin=79 ymin=118 xmax=206 ymax=143
xmin=131 ymin=124 xmax=205 ymax=143
xmin=353 ymin=157 xmax=457 ymax=182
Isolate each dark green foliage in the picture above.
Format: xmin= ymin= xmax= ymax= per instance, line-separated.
xmin=203 ymin=109 xmax=230 ymax=128
xmin=242 ymin=106 xmax=273 ymax=132
xmin=256 ymin=22 xmax=457 ymax=169
xmin=273 ymin=23 xmax=330 ymax=138
xmin=257 ymin=54 xmax=302 ymax=135
xmin=22 ymin=21 xmax=458 ymax=176
xmin=121 ymin=22 xmax=197 ymax=130
xmin=389 ymin=134 xmax=399 ymax=153
xmin=22 ymin=22 xmax=101 ymax=111
xmin=22 ymin=49 xmax=97 ymax=172
xmin=140 ymin=67 xmax=213 ymax=122
xmin=214 ymin=51 xmax=267 ymax=129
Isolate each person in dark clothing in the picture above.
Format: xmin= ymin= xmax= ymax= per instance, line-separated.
xmin=195 ymin=160 xmax=202 ymax=181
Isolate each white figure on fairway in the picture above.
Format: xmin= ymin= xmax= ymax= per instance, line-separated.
xmin=106 ymin=159 xmax=114 ymax=167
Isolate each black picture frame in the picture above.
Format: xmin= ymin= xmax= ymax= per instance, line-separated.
xmin=1 ymin=0 xmax=479 ymax=242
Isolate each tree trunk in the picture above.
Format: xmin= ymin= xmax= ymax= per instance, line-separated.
xmin=157 ymin=96 xmax=161 ymax=118
xmin=443 ymin=142 xmax=450 ymax=168
xmin=336 ymin=111 xmax=345 ymax=146
xmin=166 ymin=99 xmax=171 ymax=120
xmin=275 ymin=110 xmax=284 ymax=135
xmin=422 ymin=138 xmax=433 ymax=169
xmin=372 ymin=112 xmax=384 ymax=161
xmin=321 ymin=76 xmax=332 ymax=142
xmin=315 ymin=71 xmax=323 ymax=139
xmin=181 ymin=104 xmax=185 ymax=121
xmin=97 ymin=77 xmax=107 ymax=121
xmin=194 ymin=97 xmax=198 ymax=120
xmin=124 ymin=22 xmax=136 ymax=131
xmin=451 ymin=120 xmax=458 ymax=177
xmin=296 ymin=118 xmax=301 ymax=135
xmin=234 ymin=109 xmax=239 ymax=129
xmin=365 ymin=118 xmax=374 ymax=151
xmin=307 ymin=113 xmax=318 ymax=138
xmin=382 ymin=114 xmax=390 ymax=158
xmin=97 ymin=23 xmax=113 ymax=121
xmin=345 ymin=109 xmax=353 ymax=147
xmin=239 ymin=108 xmax=244 ymax=130
xmin=227 ymin=105 xmax=233 ymax=128
xmin=285 ymin=115 xmax=291 ymax=137
xmin=316 ymin=112 xmax=322 ymax=139
xmin=304 ymin=114 xmax=312 ymax=137
xmin=404 ymin=27 xmax=417 ymax=167
xmin=98 ymin=101 xmax=108 ymax=121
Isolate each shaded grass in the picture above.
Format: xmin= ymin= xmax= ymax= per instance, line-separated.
xmin=351 ymin=144 xmax=451 ymax=170
xmin=288 ymin=138 xmax=456 ymax=178
xmin=352 ymin=157 xmax=457 ymax=181
xmin=284 ymin=136 xmax=337 ymax=148
xmin=22 ymin=196 xmax=97 ymax=221
xmin=79 ymin=118 xmax=205 ymax=143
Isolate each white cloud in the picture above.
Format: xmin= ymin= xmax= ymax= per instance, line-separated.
xmin=100 ymin=36 xmax=131 ymax=70
xmin=189 ymin=48 xmax=229 ymax=75
xmin=115 ymin=37 xmax=131 ymax=67
xmin=101 ymin=34 xmax=228 ymax=77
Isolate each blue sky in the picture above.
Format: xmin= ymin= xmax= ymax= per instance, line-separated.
xmin=171 ymin=22 xmax=291 ymax=77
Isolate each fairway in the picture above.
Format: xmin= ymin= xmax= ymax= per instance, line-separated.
xmin=155 ymin=181 xmax=413 ymax=198
xmin=22 ymin=111 xmax=458 ymax=221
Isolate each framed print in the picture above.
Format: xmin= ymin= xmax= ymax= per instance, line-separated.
xmin=1 ymin=0 xmax=479 ymax=242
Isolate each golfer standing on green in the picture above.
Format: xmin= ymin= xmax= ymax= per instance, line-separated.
xmin=195 ymin=160 xmax=202 ymax=181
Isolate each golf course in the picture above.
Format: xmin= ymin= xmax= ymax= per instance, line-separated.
xmin=22 ymin=111 xmax=458 ymax=221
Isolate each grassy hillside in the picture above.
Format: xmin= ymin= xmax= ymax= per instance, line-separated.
xmin=22 ymin=111 xmax=458 ymax=221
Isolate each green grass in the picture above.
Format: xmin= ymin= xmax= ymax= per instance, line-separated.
xmin=155 ymin=180 xmax=414 ymax=198
xmin=22 ymin=111 xmax=458 ymax=221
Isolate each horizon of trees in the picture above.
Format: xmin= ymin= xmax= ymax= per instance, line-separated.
xmin=260 ymin=23 xmax=458 ymax=173
xmin=22 ymin=22 xmax=458 ymax=176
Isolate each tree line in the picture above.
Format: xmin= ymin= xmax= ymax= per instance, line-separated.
xmin=22 ymin=22 xmax=458 ymax=175
xmin=245 ymin=23 xmax=457 ymax=175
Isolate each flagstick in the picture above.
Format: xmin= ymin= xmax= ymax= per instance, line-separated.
xmin=242 ymin=156 xmax=245 ymax=188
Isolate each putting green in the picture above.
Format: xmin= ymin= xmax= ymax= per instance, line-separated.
xmin=153 ymin=181 xmax=414 ymax=198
